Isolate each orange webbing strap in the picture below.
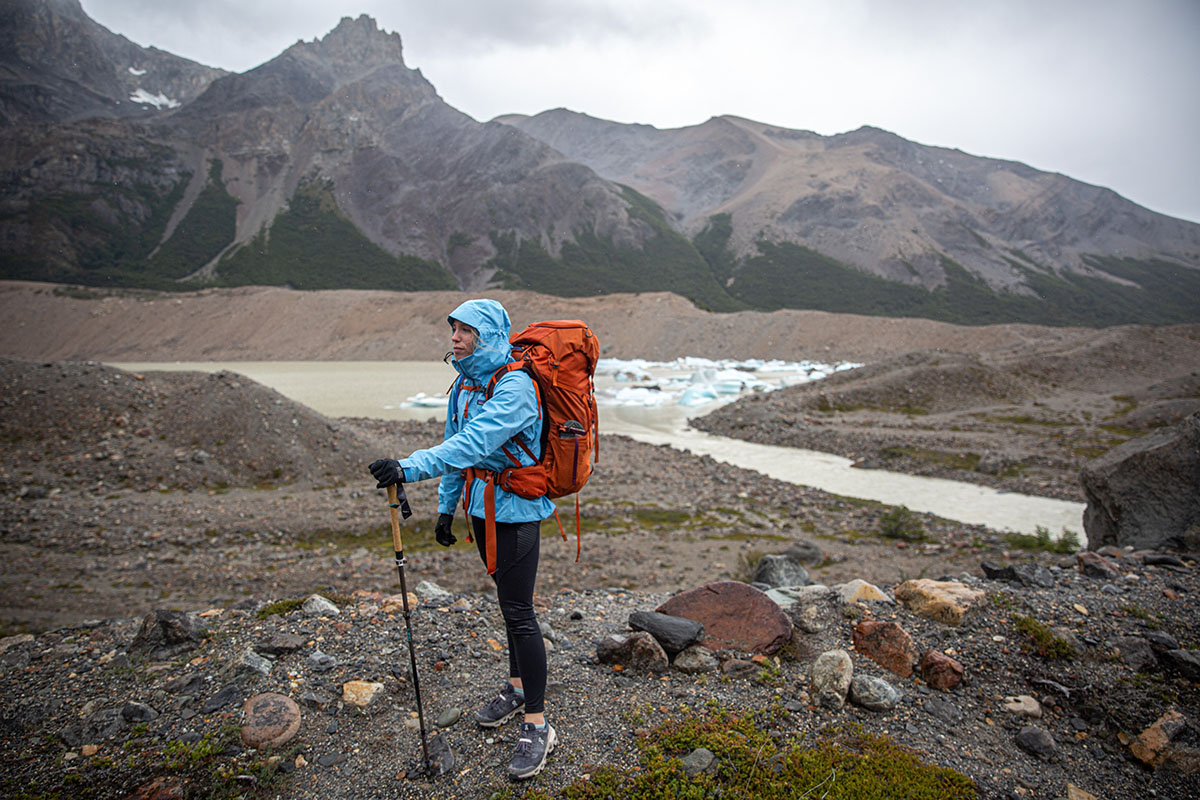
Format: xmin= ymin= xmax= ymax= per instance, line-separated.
xmin=463 ymin=467 xmax=500 ymax=575
xmin=549 ymin=496 xmax=581 ymax=561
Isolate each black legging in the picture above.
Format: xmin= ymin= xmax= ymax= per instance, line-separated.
xmin=471 ymin=516 xmax=546 ymax=715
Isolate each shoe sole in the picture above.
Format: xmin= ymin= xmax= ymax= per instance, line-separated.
xmin=509 ymin=726 xmax=556 ymax=780
xmin=476 ymin=703 xmax=524 ymax=729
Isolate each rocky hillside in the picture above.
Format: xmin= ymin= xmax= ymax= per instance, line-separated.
xmin=0 ymin=0 xmax=226 ymax=124
xmin=498 ymin=110 xmax=1200 ymax=322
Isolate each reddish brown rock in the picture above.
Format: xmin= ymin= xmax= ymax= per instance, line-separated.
xmin=656 ymin=581 xmax=793 ymax=655
xmin=241 ymin=693 xmax=302 ymax=750
xmin=920 ymin=649 xmax=965 ymax=690
xmin=852 ymin=619 xmax=915 ymax=678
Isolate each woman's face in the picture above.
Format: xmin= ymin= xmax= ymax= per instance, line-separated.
xmin=450 ymin=319 xmax=477 ymax=359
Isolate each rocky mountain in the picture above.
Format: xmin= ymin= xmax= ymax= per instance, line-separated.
xmin=498 ymin=109 xmax=1200 ymax=322
xmin=1 ymin=3 xmax=1199 ymax=325
xmin=0 ymin=0 xmax=226 ymax=124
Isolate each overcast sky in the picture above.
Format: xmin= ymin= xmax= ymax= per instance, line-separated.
xmin=80 ymin=0 xmax=1200 ymax=224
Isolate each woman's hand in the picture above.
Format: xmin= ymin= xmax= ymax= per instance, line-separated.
xmin=369 ymin=459 xmax=404 ymax=488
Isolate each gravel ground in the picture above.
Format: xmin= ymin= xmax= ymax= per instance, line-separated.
xmin=1 ymin=337 xmax=1199 ymax=799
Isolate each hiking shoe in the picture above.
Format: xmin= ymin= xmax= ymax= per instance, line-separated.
xmin=508 ymin=722 xmax=556 ymax=780
xmin=475 ymin=684 xmax=524 ymax=728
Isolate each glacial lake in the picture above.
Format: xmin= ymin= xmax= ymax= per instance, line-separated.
xmin=110 ymin=360 xmax=1087 ymax=541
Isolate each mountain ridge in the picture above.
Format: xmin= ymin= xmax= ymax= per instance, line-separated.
xmin=1 ymin=4 xmax=1198 ymax=325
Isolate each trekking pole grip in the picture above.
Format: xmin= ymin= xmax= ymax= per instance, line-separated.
xmin=387 ymin=484 xmax=405 ymax=553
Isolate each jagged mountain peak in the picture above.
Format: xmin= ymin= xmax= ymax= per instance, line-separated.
xmin=284 ymin=14 xmax=408 ymax=80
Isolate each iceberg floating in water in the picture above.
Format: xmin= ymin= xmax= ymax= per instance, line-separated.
xmin=596 ymin=356 xmax=861 ymax=409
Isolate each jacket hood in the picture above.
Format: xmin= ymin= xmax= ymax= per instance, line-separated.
xmin=448 ymin=298 xmax=513 ymax=380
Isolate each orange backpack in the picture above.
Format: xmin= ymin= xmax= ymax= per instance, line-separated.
xmin=460 ymin=320 xmax=599 ymax=573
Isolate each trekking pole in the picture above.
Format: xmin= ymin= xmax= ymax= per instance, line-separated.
xmin=386 ymin=483 xmax=454 ymax=777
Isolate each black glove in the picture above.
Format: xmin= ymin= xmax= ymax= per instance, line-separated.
xmin=369 ymin=458 xmax=404 ymax=488
xmin=434 ymin=513 xmax=456 ymax=547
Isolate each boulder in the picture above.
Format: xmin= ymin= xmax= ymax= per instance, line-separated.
xmin=656 ymin=581 xmax=792 ymax=655
xmin=849 ymin=675 xmax=901 ymax=711
xmin=672 ymin=644 xmax=719 ymax=674
xmin=628 ymin=611 xmax=704 ymax=656
xmin=1080 ymin=413 xmax=1200 ymax=551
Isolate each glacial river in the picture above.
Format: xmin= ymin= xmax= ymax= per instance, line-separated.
xmin=110 ymin=360 xmax=1086 ymax=540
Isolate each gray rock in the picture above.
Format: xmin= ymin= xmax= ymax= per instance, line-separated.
xmin=628 ymin=610 xmax=704 ymax=656
xmin=681 ymin=747 xmax=716 ymax=777
xmin=254 ymin=633 xmax=306 ymax=656
xmin=164 ymin=673 xmax=204 ymax=695
xmin=129 ymin=609 xmax=199 ymax=659
xmin=1081 ymin=413 xmax=1200 ymax=551
xmin=1143 ymin=631 xmax=1180 ymax=652
xmin=753 ymin=552 xmax=812 ymax=589
xmin=1161 ymin=649 xmax=1200 ymax=681
xmin=810 ymin=649 xmax=853 ymax=710
xmin=302 ymin=594 xmax=340 ymax=617
xmin=1011 ymin=563 xmax=1056 ymax=588
xmin=595 ymin=632 xmax=668 ymax=673
xmin=849 ymin=675 xmax=901 ymax=711
xmin=1112 ymin=636 xmax=1157 ymax=672
xmin=436 ymin=707 xmax=462 ymax=728
xmin=415 ymin=580 xmax=452 ymax=604
xmin=672 ymin=645 xmax=718 ymax=674
xmin=241 ymin=648 xmax=274 ymax=676
xmin=202 ymin=685 xmax=243 ymax=714
xmin=1015 ymin=725 xmax=1058 ymax=761
xmin=121 ymin=702 xmax=159 ymax=723
xmin=307 ymin=650 xmax=337 ymax=672
xmin=923 ymin=695 xmax=963 ymax=723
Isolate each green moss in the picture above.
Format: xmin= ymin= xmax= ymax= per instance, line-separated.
xmin=1003 ymin=526 xmax=1080 ymax=555
xmin=1013 ymin=614 xmax=1075 ymax=660
xmin=557 ymin=710 xmax=976 ymax=799
xmin=877 ymin=505 xmax=926 ymax=542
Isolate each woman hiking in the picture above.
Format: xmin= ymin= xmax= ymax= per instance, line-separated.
xmin=369 ymin=298 xmax=556 ymax=781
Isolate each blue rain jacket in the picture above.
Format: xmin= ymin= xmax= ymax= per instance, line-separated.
xmin=399 ymin=298 xmax=554 ymax=523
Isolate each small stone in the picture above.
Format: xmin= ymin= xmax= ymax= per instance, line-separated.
xmin=414 ymin=580 xmax=452 ymax=604
xmin=834 ymin=579 xmax=891 ymax=604
xmin=307 ymin=650 xmax=337 ymax=672
xmin=810 ymin=649 xmax=853 ymax=710
xmin=1002 ymin=695 xmax=1042 ymax=719
xmin=849 ymin=675 xmax=901 ymax=711
xmin=672 ymin=644 xmax=718 ymax=674
xmin=81 ymin=744 xmax=100 ymax=757
xmin=201 ymin=685 xmax=243 ymax=714
xmin=121 ymin=702 xmax=159 ymax=723
xmin=852 ymin=619 xmax=915 ymax=678
xmin=919 ymin=649 xmax=964 ymax=690
xmin=894 ymin=580 xmax=983 ymax=625
xmin=1129 ymin=708 xmax=1187 ymax=767
xmin=681 ymin=747 xmax=716 ymax=777
xmin=342 ymin=680 xmax=385 ymax=709
xmin=303 ymin=595 xmax=340 ymax=617
xmin=1015 ymin=725 xmax=1057 ymax=761
xmin=628 ymin=610 xmax=704 ymax=655
xmin=254 ymin=633 xmax=306 ymax=656
xmin=240 ymin=648 xmax=273 ymax=676
xmin=436 ymin=707 xmax=462 ymax=728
